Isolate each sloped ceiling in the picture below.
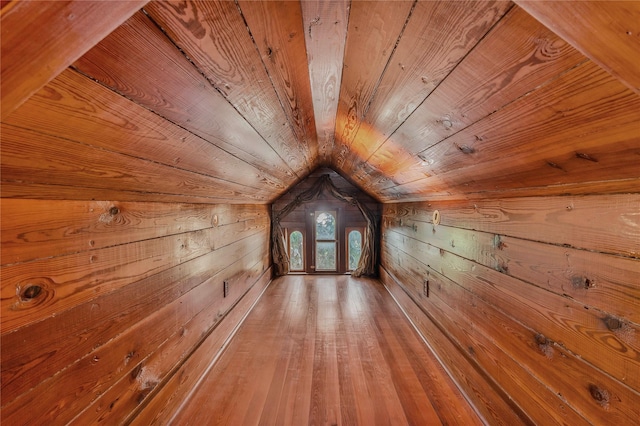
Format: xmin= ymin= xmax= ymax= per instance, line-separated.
xmin=2 ymin=0 xmax=639 ymax=204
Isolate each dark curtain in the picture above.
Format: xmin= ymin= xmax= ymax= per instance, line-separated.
xmin=271 ymin=174 xmax=378 ymax=277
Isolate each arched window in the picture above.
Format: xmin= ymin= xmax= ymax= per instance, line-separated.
xmin=347 ymin=229 xmax=363 ymax=271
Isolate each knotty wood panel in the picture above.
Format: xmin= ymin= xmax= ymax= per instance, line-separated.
xmin=341 ymin=0 xmax=511 ymax=179
xmin=77 ymin=259 xmax=269 ymax=424
xmin=385 ymin=194 xmax=640 ymax=258
xmin=516 ymin=0 xmax=640 ymax=96
xmin=377 ymin=61 xmax=640 ymax=199
xmin=1 ymin=202 xmax=270 ymax=424
xmin=301 ymin=0 xmax=349 ymax=162
xmin=166 ymin=276 xmax=482 ymax=425
xmin=332 ymin=0 xmax=414 ymax=167
xmin=4 ymin=68 xmax=286 ymax=195
xmin=1 ymin=218 xmax=267 ymax=334
xmin=2 ymin=250 xmax=269 ymax=426
xmin=386 ymin=217 xmax=640 ymax=325
xmin=381 ymin=196 xmax=640 ymax=423
xmin=129 ymin=267 xmax=271 ymax=425
xmin=0 ymin=0 xmax=146 ymax=115
xmin=72 ymin=11 xmax=297 ymax=185
xmin=380 ymin=268 xmax=529 ymax=425
xmin=143 ymin=0 xmax=313 ymax=176
xmin=1 ymin=124 xmax=272 ymax=203
xmin=1 ymin=200 xmax=267 ymax=265
xmin=236 ymin=0 xmax=319 ymax=169
xmin=356 ymin=5 xmax=587 ymax=192
xmin=383 ymin=251 xmax=639 ymax=424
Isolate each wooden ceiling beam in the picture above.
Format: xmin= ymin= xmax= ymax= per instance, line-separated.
xmin=515 ymin=0 xmax=640 ymax=96
xmin=301 ymin=0 xmax=350 ymax=164
xmin=1 ymin=0 xmax=147 ymax=116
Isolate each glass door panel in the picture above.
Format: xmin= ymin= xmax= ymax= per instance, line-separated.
xmin=314 ymin=211 xmax=337 ymax=272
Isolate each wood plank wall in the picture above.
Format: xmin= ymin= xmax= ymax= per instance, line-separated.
xmin=380 ymin=195 xmax=640 ymax=425
xmin=1 ymin=199 xmax=272 ymax=424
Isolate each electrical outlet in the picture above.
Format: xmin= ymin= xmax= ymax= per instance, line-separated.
xmin=423 ymin=279 xmax=429 ymax=297
xmin=223 ymin=280 xmax=229 ymax=297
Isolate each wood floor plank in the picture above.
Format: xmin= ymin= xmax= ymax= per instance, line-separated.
xmin=171 ymin=275 xmax=481 ymax=425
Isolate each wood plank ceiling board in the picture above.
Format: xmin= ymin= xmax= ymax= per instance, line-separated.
xmin=331 ymin=0 xmax=415 ymax=169
xmin=3 ymin=69 xmax=284 ymax=198
xmin=515 ymin=0 xmax=640 ymax=96
xmin=340 ymin=0 xmax=512 ymax=188
xmin=72 ymin=11 xmax=297 ymax=191
xmin=301 ymin=0 xmax=350 ymax=164
xmin=144 ymin=0 xmax=313 ymax=178
xmin=0 ymin=0 xmax=148 ymax=116
xmin=1 ymin=123 xmax=274 ymax=203
xmin=358 ymin=5 xmax=588 ymax=194
xmin=236 ymin=0 xmax=319 ymax=170
xmin=377 ymin=62 xmax=640 ymax=202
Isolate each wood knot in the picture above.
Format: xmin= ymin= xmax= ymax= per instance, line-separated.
xmin=546 ymin=161 xmax=565 ymax=171
xmin=588 ymin=384 xmax=609 ymax=406
xmin=604 ymin=316 xmax=622 ymax=331
xmin=109 ymin=206 xmax=120 ymax=216
xmin=575 ymin=152 xmax=598 ymax=162
xmin=130 ymin=364 xmax=143 ymax=380
xmin=571 ymin=275 xmax=594 ymax=290
xmin=456 ymin=144 xmax=475 ymax=154
xmin=21 ymin=285 xmax=42 ymax=300
xmin=535 ymin=333 xmax=549 ymax=346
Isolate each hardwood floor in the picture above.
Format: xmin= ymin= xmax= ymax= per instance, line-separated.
xmin=171 ymin=275 xmax=482 ymax=425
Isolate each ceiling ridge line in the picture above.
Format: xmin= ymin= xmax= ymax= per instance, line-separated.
xmin=141 ymin=6 xmax=304 ymax=180
xmin=326 ymin=0 xmax=353 ymax=165
xmin=231 ymin=0 xmax=315 ymax=175
xmin=332 ymin=0 xmax=418 ymax=169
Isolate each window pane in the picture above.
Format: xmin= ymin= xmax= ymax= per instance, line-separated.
xmin=315 ymin=212 xmax=336 ymax=240
xmin=348 ymin=230 xmax=362 ymax=271
xmin=316 ymin=242 xmax=336 ymax=271
xmin=289 ymin=231 xmax=303 ymax=271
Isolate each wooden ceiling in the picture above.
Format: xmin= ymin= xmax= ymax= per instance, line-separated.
xmin=2 ymin=1 xmax=639 ymax=204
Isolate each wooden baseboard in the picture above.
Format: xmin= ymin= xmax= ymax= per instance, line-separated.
xmin=128 ymin=266 xmax=273 ymax=425
xmin=379 ymin=265 xmax=531 ymax=426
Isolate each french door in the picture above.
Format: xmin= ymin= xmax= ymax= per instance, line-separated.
xmin=313 ymin=210 xmax=338 ymax=272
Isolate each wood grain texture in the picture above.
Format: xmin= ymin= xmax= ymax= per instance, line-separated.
xmin=1 ymin=203 xmax=268 ymax=409
xmin=382 ymin=247 xmax=639 ymax=425
xmin=1 ymin=226 xmax=268 ymax=404
xmin=236 ymin=0 xmax=319 ymax=169
xmin=168 ymin=275 xmax=482 ymax=426
xmin=1 ymin=124 xmax=272 ymax=203
xmin=1 ymin=200 xmax=266 ymax=265
xmin=516 ymin=0 xmax=640 ymax=95
xmin=386 ymin=194 xmax=640 ymax=258
xmin=72 ymin=11 xmax=296 ymax=186
xmin=0 ymin=0 xmax=147 ymax=115
xmin=341 ymin=0 xmax=512 ymax=179
xmin=144 ymin=0 xmax=313 ymax=177
xmin=380 ymin=268 xmax=529 ymax=425
xmin=332 ymin=0 xmax=414 ymax=167
xmin=357 ymin=5 xmax=587 ymax=193
xmin=301 ymin=0 xmax=349 ymax=162
xmin=2 ymin=250 xmax=270 ymax=425
xmin=381 ymin=199 xmax=640 ymax=410
xmin=129 ymin=267 xmax=272 ymax=425
xmin=384 ymin=203 xmax=640 ymax=324
xmin=4 ymin=68 xmax=286 ymax=194
xmin=377 ymin=61 xmax=640 ymax=199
